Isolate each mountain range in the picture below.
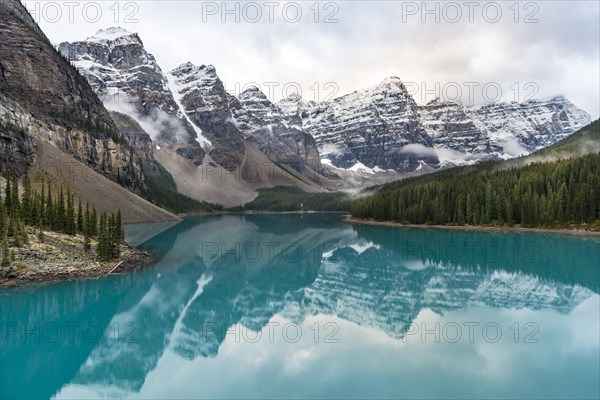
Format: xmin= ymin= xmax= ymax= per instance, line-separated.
xmin=0 ymin=0 xmax=593 ymax=217
xmin=58 ymin=27 xmax=591 ymax=175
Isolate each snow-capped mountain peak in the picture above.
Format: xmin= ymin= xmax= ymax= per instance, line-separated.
xmin=378 ymin=75 xmax=404 ymax=87
xmin=87 ymin=27 xmax=140 ymax=44
xmin=59 ymin=27 xmax=592 ymax=181
xmin=58 ymin=30 xmax=205 ymax=164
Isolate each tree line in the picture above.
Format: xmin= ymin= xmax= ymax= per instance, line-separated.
xmin=351 ymin=153 xmax=600 ymax=229
xmin=1 ymin=172 xmax=124 ymax=267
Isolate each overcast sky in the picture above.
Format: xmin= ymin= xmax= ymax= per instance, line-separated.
xmin=23 ymin=0 xmax=600 ymax=118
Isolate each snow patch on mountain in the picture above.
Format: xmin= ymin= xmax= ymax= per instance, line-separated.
xmin=278 ymin=80 xmax=591 ymax=173
xmin=166 ymin=71 xmax=212 ymax=150
xmin=348 ymin=162 xmax=375 ymax=174
xmin=88 ymin=27 xmax=136 ymax=42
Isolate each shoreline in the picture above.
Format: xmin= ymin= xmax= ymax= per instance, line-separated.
xmin=223 ymin=210 xmax=347 ymax=215
xmin=345 ymin=216 xmax=600 ymax=236
xmin=0 ymin=229 xmax=155 ymax=289
xmin=0 ymin=245 xmax=154 ymax=289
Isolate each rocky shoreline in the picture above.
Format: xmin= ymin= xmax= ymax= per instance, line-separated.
xmin=0 ymin=228 xmax=154 ymax=288
xmin=345 ymin=217 xmax=600 ymax=236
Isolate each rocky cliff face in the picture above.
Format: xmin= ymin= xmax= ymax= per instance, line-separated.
xmin=279 ymin=77 xmax=437 ymax=171
xmin=109 ymin=111 xmax=157 ymax=174
xmin=0 ymin=1 xmax=113 ymax=130
xmin=59 ymin=32 xmax=322 ymax=178
xmin=417 ymin=99 xmax=498 ymax=155
xmin=234 ymin=86 xmax=321 ymax=171
xmin=168 ymin=62 xmax=323 ymax=174
xmin=57 ymin=26 xmax=591 ymax=179
xmin=468 ymin=95 xmax=592 ymax=156
xmin=167 ymin=62 xmax=245 ymax=171
xmin=58 ymin=28 xmax=204 ymax=165
xmin=0 ymin=2 xmax=143 ymax=188
xmin=278 ymin=80 xmax=591 ymax=171
xmin=0 ymin=95 xmax=36 ymax=176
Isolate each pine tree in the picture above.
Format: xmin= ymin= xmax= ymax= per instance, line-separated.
xmin=116 ymin=210 xmax=123 ymax=244
xmin=4 ymin=175 xmax=12 ymax=212
xmin=90 ymin=207 xmax=98 ymax=237
xmin=21 ymin=175 xmax=32 ymax=224
xmin=84 ymin=202 xmax=91 ymax=235
xmin=77 ymin=199 xmax=84 ymax=234
xmin=83 ymin=228 xmax=91 ymax=253
xmin=56 ymin=188 xmax=66 ymax=233
xmin=45 ymin=182 xmax=53 ymax=229
xmin=19 ymin=220 xmax=28 ymax=246
xmin=96 ymin=213 xmax=108 ymax=261
xmin=466 ymin=193 xmax=473 ymax=225
xmin=37 ymin=213 xmax=44 ymax=243
xmin=0 ymin=197 xmax=5 ymax=236
xmin=39 ymin=181 xmax=45 ymax=224
xmin=11 ymin=174 xmax=19 ymax=218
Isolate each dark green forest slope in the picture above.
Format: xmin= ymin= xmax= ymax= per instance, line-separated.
xmin=351 ymin=121 xmax=600 ymax=229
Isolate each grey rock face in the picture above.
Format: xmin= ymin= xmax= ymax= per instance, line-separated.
xmin=0 ymin=113 xmax=36 ymax=176
xmin=58 ymin=28 xmax=204 ymax=165
xmin=168 ymin=62 xmax=245 ymax=171
xmin=279 ymin=77 xmax=437 ymax=170
xmin=0 ymin=2 xmax=114 ymax=131
xmin=468 ymin=95 xmax=592 ymax=155
xmin=278 ymin=79 xmax=591 ymax=171
xmin=417 ymin=99 xmax=497 ymax=154
xmin=109 ymin=111 xmax=156 ymax=173
xmin=234 ymin=86 xmax=321 ymax=172
xmin=169 ymin=62 xmax=321 ymax=173
xmin=0 ymin=3 xmax=143 ymax=187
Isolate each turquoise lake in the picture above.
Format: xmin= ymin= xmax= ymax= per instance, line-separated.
xmin=1 ymin=213 xmax=599 ymax=399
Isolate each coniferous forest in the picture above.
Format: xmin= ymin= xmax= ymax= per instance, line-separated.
xmin=351 ymin=153 xmax=600 ymax=229
xmin=0 ymin=172 xmax=124 ymax=267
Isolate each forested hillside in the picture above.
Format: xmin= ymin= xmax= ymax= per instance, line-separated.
xmin=351 ymin=121 xmax=600 ymax=229
xmin=1 ymin=172 xmax=124 ymax=265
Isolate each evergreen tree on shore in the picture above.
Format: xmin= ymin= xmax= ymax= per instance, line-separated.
xmin=1 ymin=171 xmax=125 ymax=264
xmin=351 ymin=154 xmax=600 ymax=228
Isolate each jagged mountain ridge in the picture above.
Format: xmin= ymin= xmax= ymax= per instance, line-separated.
xmin=0 ymin=4 xmax=140 ymax=186
xmin=60 ymin=31 xmax=324 ymax=175
xmin=60 ymin=30 xmax=332 ymax=206
xmin=280 ymin=77 xmax=438 ymax=171
xmin=57 ymin=27 xmax=205 ymax=165
xmin=277 ymin=83 xmax=591 ymax=170
xmin=59 ymin=26 xmax=591 ymax=179
xmin=0 ymin=1 xmax=178 ymax=222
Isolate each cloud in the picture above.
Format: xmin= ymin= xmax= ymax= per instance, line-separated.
xmin=103 ymin=92 xmax=190 ymax=143
xmin=498 ymin=138 xmax=529 ymax=158
xmin=320 ymin=143 xmax=345 ymax=157
xmin=27 ymin=1 xmax=599 ymax=118
xmin=399 ymin=143 xmax=487 ymax=165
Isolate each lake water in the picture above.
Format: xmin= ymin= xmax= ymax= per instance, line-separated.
xmin=1 ymin=213 xmax=599 ymax=399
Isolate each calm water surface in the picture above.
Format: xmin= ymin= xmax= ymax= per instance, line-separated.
xmin=1 ymin=214 xmax=599 ymax=399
